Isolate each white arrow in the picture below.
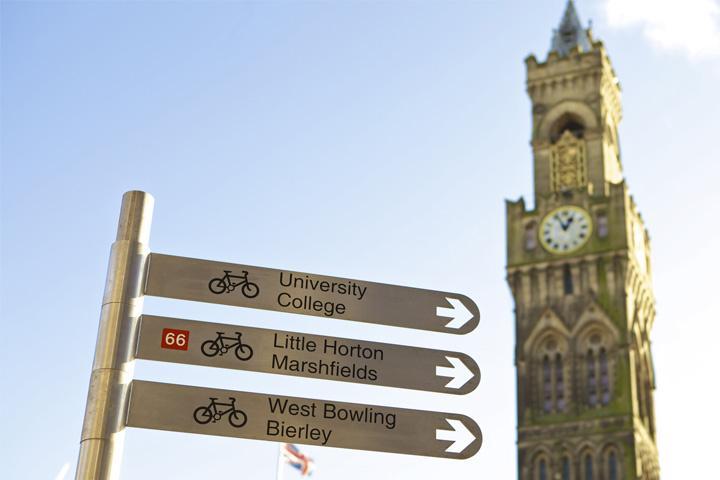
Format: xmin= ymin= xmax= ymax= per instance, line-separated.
xmin=435 ymin=356 xmax=475 ymax=389
xmin=436 ymin=297 xmax=474 ymax=329
xmin=436 ymin=419 xmax=476 ymax=454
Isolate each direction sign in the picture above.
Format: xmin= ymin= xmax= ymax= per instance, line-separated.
xmin=144 ymin=253 xmax=480 ymax=334
xmin=136 ymin=315 xmax=481 ymax=394
xmin=126 ymin=380 xmax=482 ymax=459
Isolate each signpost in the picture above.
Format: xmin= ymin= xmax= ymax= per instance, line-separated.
xmin=76 ymin=190 xmax=484 ymax=479
xmin=136 ymin=315 xmax=480 ymax=394
xmin=126 ymin=380 xmax=483 ymax=460
xmin=144 ymin=253 xmax=480 ymax=334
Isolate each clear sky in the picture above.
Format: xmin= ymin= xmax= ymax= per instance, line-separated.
xmin=2 ymin=1 xmax=719 ymax=479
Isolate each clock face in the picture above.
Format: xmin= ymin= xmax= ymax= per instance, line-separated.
xmin=539 ymin=206 xmax=593 ymax=254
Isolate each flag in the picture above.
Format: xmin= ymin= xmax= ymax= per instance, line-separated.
xmin=280 ymin=443 xmax=315 ymax=477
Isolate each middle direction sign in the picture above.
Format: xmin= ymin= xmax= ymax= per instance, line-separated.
xmin=136 ymin=314 xmax=481 ymax=395
xmin=144 ymin=253 xmax=480 ymax=334
xmin=126 ymin=380 xmax=483 ymax=459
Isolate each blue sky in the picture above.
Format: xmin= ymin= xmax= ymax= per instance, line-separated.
xmin=2 ymin=1 xmax=719 ymax=479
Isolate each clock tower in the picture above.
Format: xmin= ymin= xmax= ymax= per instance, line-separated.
xmin=506 ymin=2 xmax=660 ymax=479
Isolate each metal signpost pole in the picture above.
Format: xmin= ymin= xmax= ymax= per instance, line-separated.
xmin=76 ymin=191 xmax=154 ymax=480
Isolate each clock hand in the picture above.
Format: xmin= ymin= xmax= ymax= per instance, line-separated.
xmin=558 ymin=215 xmax=567 ymax=230
xmin=561 ymin=216 xmax=575 ymax=231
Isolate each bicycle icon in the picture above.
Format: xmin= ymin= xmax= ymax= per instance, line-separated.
xmin=201 ymin=331 xmax=253 ymax=361
xmin=208 ymin=270 xmax=260 ymax=298
xmin=193 ymin=397 xmax=248 ymax=428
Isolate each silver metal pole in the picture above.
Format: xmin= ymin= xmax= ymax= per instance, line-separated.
xmin=76 ymin=191 xmax=154 ymax=480
xmin=276 ymin=444 xmax=284 ymax=480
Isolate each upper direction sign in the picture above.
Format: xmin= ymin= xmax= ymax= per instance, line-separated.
xmin=136 ymin=314 xmax=480 ymax=395
xmin=144 ymin=253 xmax=480 ymax=334
xmin=126 ymin=380 xmax=482 ymax=459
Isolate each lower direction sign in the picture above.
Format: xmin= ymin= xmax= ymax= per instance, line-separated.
xmin=136 ymin=315 xmax=480 ymax=395
xmin=126 ymin=380 xmax=482 ymax=459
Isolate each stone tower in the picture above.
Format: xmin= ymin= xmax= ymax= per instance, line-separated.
xmin=506 ymin=2 xmax=660 ymax=479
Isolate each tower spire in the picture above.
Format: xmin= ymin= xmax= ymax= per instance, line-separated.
xmin=550 ymin=0 xmax=592 ymax=56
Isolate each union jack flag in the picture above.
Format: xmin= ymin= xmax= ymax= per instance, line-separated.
xmin=281 ymin=443 xmax=315 ymax=477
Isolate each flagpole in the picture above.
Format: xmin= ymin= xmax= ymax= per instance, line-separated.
xmin=276 ymin=444 xmax=284 ymax=480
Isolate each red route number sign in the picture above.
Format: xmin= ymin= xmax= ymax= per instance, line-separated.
xmin=161 ymin=328 xmax=190 ymax=351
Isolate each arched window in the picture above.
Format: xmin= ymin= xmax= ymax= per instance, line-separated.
xmin=608 ymin=451 xmax=618 ymax=480
xmin=539 ymin=459 xmax=547 ymax=480
xmin=596 ymin=212 xmax=608 ymax=238
xmin=636 ymin=360 xmax=647 ymax=421
xmin=583 ymin=332 xmax=614 ymax=408
xmin=543 ymin=355 xmax=552 ymax=413
xmin=537 ymin=335 xmax=568 ymax=415
xmin=555 ymin=353 xmax=565 ymax=411
xmin=645 ymin=378 xmax=656 ymax=437
xmin=584 ymin=454 xmax=593 ymax=480
xmin=599 ymin=348 xmax=610 ymax=405
xmin=562 ymin=456 xmax=571 ymax=480
xmin=525 ymin=222 xmax=538 ymax=250
xmin=551 ymin=114 xmax=585 ymax=142
xmin=563 ymin=264 xmax=574 ymax=295
xmin=587 ymin=350 xmax=597 ymax=407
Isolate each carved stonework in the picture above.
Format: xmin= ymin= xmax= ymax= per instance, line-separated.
xmin=551 ymin=130 xmax=587 ymax=191
xmin=519 ymin=416 xmax=630 ymax=442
